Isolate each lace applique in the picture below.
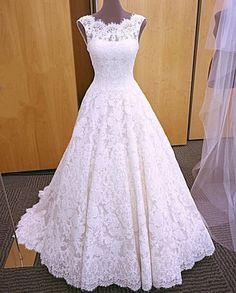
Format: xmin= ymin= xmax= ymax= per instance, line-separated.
xmin=76 ymin=14 xmax=146 ymax=42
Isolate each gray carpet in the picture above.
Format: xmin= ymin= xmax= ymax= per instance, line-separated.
xmin=0 ymin=141 xmax=236 ymax=293
xmin=0 ymin=173 xmax=53 ymax=268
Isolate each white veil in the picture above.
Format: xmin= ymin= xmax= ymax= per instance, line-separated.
xmin=191 ymin=0 xmax=236 ymax=251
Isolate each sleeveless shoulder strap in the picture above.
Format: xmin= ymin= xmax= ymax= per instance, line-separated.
xmin=131 ymin=14 xmax=146 ymax=41
xmin=76 ymin=15 xmax=94 ymax=44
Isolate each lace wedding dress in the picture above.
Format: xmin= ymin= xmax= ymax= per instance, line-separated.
xmin=15 ymin=13 xmax=215 ymax=291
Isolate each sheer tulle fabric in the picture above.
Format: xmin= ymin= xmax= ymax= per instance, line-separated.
xmin=191 ymin=0 xmax=236 ymax=251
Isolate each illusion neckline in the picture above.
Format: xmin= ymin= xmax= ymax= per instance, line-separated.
xmin=88 ymin=13 xmax=136 ymax=27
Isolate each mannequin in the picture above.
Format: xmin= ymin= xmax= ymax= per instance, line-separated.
xmin=77 ymin=0 xmax=147 ymax=43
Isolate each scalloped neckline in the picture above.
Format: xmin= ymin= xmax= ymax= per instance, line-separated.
xmin=89 ymin=13 xmax=136 ymax=27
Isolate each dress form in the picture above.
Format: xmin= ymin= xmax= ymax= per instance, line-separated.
xmin=77 ymin=0 xmax=147 ymax=43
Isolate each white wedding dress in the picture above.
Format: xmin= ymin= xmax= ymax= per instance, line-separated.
xmin=15 ymin=13 xmax=215 ymax=291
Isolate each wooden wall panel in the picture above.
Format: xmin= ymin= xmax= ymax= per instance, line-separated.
xmin=97 ymin=0 xmax=198 ymax=145
xmin=0 ymin=0 xmax=79 ymax=173
xmin=70 ymin=0 xmax=93 ymax=106
xmin=189 ymin=0 xmax=215 ymax=140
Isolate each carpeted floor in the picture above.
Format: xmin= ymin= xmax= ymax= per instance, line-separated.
xmin=0 ymin=141 xmax=236 ymax=293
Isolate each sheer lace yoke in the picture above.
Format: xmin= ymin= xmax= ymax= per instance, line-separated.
xmin=76 ymin=13 xmax=146 ymax=43
xmin=89 ymin=13 xmax=136 ymax=27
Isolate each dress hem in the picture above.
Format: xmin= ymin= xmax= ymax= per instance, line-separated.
xmin=16 ymin=235 xmax=215 ymax=292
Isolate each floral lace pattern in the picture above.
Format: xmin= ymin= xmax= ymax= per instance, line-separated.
xmin=16 ymin=12 xmax=215 ymax=292
xmin=76 ymin=14 xmax=146 ymax=42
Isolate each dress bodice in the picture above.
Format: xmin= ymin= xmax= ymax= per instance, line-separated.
xmin=76 ymin=14 xmax=146 ymax=89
